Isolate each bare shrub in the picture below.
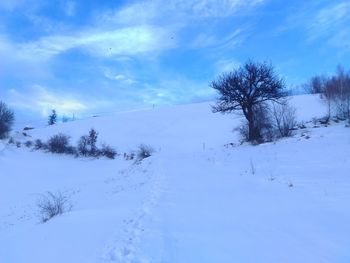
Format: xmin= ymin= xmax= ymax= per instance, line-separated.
xmin=34 ymin=139 xmax=45 ymax=150
xmin=24 ymin=140 xmax=33 ymax=148
xmin=137 ymin=144 xmax=154 ymax=161
xmin=100 ymin=144 xmax=117 ymax=159
xmin=236 ymin=122 xmax=249 ymax=143
xmin=252 ymin=103 xmax=274 ymax=142
xmin=37 ymin=192 xmax=71 ymax=223
xmin=47 ymin=133 xmax=72 ymax=154
xmin=124 ymin=152 xmax=135 ymax=160
xmin=236 ymin=103 xmax=274 ymax=144
xmin=272 ymin=101 xmax=297 ymax=137
xmin=77 ymin=135 xmax=89 ymax=156
xmin=8 ymin=137 xmax=15 ymax=144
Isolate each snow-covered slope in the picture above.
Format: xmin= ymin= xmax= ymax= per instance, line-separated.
xmin=1 ymin=94 xmax=349 ymax=263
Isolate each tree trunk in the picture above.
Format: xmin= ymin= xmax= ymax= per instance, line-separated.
xmin=247 ymin=108 xmax=256 ymax=142
xmin=247 ymin=105 xmax=264 ymax=142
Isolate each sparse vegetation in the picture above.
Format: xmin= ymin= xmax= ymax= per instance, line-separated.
xmin=100 ymin=144 xmax=117 ymax=159
xmin=8 ymin=137 xmax=15 ymax=144
xmin=24 ymin=140 xmax=33 ymax=148
xmin=34 ymin=139 xmax=45 ymax=150
xmin=137 ymin=144 xmax=154 ymax=161
xmin=271 ymin=101 xmax=297 ymax=138
xmin=37 ymin=192 xmax=71 ymax=223
xmin=47 ymin=133 xmax=72 ymax=154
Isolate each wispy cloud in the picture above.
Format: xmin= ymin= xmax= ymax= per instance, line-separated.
xmin=64 ymin=1 xmax=76 ymax=17
xmin=308 ymin=2 xmax=350 ymax=40
xmin=102 ymin=67 xmax=137 ymax=85
xmin=0 ymin=0 xmax=25 ymax=10
xmin=109 ymin=0 xmax=264 ymax=24
xmin=215 ymin=59 xmax=241 ymax=74
xmin=15 ymin=25 xmax=175 ymax=60
xmin=307 ymin=1 xmax=350 ymax=52
xmin=190 ymin=29 xmax=243 ymax=49
xmin=102 ymin=0 xmax=263 ymax=50
xmin=7 ymin=85 xmax=88 ymax=116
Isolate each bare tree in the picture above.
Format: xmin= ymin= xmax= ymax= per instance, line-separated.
xmin=307 ymin=75 xmax=326 ymax=94
xmin=211 ymin=60 xmax=286 ymax=141
xmin=322 ymin=66 xmax=350 ymax=121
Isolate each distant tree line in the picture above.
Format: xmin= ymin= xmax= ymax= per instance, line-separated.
xmin=306 ymin=65 xmax=350 ymax=122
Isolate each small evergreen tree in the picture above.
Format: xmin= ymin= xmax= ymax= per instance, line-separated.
xmin=48 ymin=110 xmax=57 ymax=125
xmin=87 ymin=128 xmax=98 ymax=155
xmin=78 ymin=128 xmax=99 ymax=156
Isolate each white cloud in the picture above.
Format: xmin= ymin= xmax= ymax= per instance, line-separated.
xmin=7 ymin=86 xmax=88 ymax=116
xmin=215 ymin=59 xmax=241 ymax=74
xmin=15 ymin=25 xmax=175 ymax=60
xmin=102 ymin=0 xmax=262 ymax=53
xmin=102 ymin=68 xmax=137 ymax=85
xmin=110 ymin=0 xmax=264 ymax=25
xmin=191 ymin=29 xmax=243 ymax=49
xmin=308 ymin=2 xmax=350 ymax=40
xmin=306 ymin=2 xmax=350 ymax=52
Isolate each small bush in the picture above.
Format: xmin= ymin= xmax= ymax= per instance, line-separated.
xmin=77 ymin=135 xmax=89 ymax=156
xmin=34 ymin=139 xmax=45 ymax=150
xmin=47 ymin=133 xmax=71 ymax=154
xmin=65 ymin=145 xmax=78 ymax=156
xmin=8 ymin=137 xmax=15 ymax=144
xmin=24 ymin=140 xmax=33 ymax=148
xmin=124 ymin=152 xmax=135 ymax=160
xmin=100 ymin=144 xmax=117 ymax=159
xmin=137 ymin=144 xmax=154 ymax=161
xmin=236 ymin=122 xmax=249 ymax=143
xmin=37 ymin=192 xmax=71 ymax=223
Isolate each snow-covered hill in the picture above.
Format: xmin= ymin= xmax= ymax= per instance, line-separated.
xmin=1 ymin=94 xmax=349 ymax=263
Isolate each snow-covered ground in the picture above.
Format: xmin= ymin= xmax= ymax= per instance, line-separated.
xmin=1 ymin=94 xmax=349 ymax=262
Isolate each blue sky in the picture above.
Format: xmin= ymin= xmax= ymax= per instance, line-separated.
xmin=0 ymin=0 xmax=349 ymax=121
